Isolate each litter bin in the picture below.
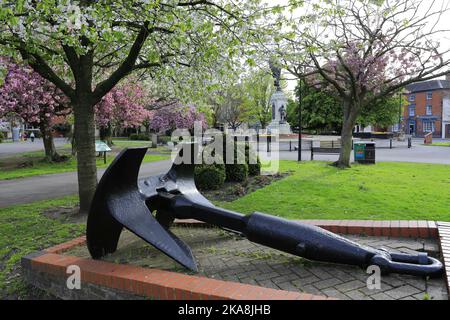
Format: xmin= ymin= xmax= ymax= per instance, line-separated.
xmin=354 ymin=142 xmax=376 ymax=164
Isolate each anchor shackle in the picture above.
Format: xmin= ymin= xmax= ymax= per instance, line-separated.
xmin=370 ymin=250 xmax=443 ymax=277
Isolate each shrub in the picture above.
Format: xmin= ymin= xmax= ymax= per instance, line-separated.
xmin=129 ymin=133 xmax=150 ymax=141
xmin=225 ymin=162 xmax=248 ymax=182
xmin=248 ymin=157 xmax=261 ymax=176
xmin=0 ymin=132 xmax=4 ymax=143
xmin=158 ymin=135 xmax=172 ymax=145
xmin=220 ymin=135 xmax=261 ymax=180
xmin=195 ymin=164 xmax=226 ymax=190
xmin=240 ymin=142 xmax=261 ymax=176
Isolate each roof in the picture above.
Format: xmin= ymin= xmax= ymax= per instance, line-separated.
xmin=406 ymin=80 xmax=450 ymax=93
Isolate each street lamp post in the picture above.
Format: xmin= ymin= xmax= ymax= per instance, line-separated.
xmin=298 ymin=80 xmax=302 ymax=162
xmin=398 ymin=92 xmax=402 ymax=133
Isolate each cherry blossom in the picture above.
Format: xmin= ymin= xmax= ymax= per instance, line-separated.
xmin=149 ymin=102 xmax=207 ymax=133
xmin=95 ymin=84 xmax=152 ymax=129
xmin=0 ymin=60 xmax=70 ymax=128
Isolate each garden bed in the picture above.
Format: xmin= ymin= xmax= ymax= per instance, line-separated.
xmin=201 ymin=172 xmax=291 ymax=203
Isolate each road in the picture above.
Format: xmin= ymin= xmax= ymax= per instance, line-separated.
xmin=0 ymin=138 xmax=68 ymax=158
xmin=0 ymin=160 xmax=171 ymax=208
xmin=269 ymin=144 xmax=450 ymax=165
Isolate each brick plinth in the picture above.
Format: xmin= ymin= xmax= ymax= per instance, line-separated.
xmin=22 ymin=251 xmax=329 ymax=300
xmin=21 ymin=219 xmax=442 ymax=300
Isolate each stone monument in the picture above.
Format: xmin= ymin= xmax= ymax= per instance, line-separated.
xmin=266 ymin=62 xmax=292 ymax=135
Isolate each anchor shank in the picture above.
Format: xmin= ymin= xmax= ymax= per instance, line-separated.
xmin=158 ymin=193 xmax=377 ymax=266
xmin=157 ymin=192 xmax=247 ymax=233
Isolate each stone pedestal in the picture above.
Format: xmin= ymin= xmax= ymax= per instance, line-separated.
xmin=266 ymin=90 xmax=292 ymax=134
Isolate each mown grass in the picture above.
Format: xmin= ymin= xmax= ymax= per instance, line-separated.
xmin=110 ymin=139 xmax=153 ymax=148
xmin=221 ymin=161 xmax=450 ymax=221
xmin=0 ymin=195 xmax=84 ymax=298
xmin=0 ymin=153 xmax=169 ymax=181
xmin=111 ymin=140 xmax=172 ymax=154
xmin=424 ymin=142 xmax=450 ymax=147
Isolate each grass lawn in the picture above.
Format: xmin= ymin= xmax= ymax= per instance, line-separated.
xmin=0 ymin=152 xmax=169 ymax=181
xmin=0 ymin=196 xmax=84 ymax=298
xmin=221 ymin=161 xmax=450 ymax=221
xmin=111 ymin=139 xmax=152 ymax=148
xmin=111 ymin=140 xmax=172 ymax=154
xmin=424 ymin=142 xmax=450 ymax=147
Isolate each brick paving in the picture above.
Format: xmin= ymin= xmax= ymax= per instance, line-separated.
xmin=66 ymin=227 xmax=448 ymax=300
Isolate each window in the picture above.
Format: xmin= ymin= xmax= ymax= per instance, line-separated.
xmin=409 ymin=105 xmax=416 ymax=117
xmin=426 ymin=105 xmax=432 ymax=115
xmin=392 ymin=123 xmax=400 ymax=132
xmin=423 ymin=121 xmax=435 ymax=133
xmin=409 ymin=94 xmax=416 ymax=102
xmin=426 ymin=92 xmax=433 ymax=100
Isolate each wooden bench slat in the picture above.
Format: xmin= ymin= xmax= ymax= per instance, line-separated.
xmin=311 ymin=141 xmax=341 ymax=160
xmin=312 ymin=148 xmax=341 ymax=154
xmin=320 ymin=141 xmax=342 ymax=149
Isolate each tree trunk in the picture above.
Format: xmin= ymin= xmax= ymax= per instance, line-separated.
xmin=71 ymin=127 xmax=77 ymax=156
xmin=73 ymin=99 xmax=97 ymax=214
xmin=336 ymin=100 xmax=359 ymax=168
xmin=99 ymin=124 xmax=113 ymax=146
xmin=40 ymin=123 xmax=60 ymax=162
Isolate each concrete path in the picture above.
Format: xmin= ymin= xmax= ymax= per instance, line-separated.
xmin=266 ymin=144 xmax=450 ymax=165
xmin=0 ymin=138 xmax=68 ymax=158
xmin=0 ymin=160 xmax=171 ymax=208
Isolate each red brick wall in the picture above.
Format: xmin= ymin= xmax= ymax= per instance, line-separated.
xmin=404 ymin=90 xmax=443 ymax=137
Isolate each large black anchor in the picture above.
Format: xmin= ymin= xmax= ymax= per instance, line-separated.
xmin=87 ymin=145 xmax=443 ymax=277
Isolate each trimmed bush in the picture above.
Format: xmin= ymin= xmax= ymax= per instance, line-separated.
xmin=240 ymin=142 xmax=261 ymax=176
xmin=201 ymin=134 xmax=260 ymax=183
xmin=129 ymin=133 xmax=150 ymax=141
xmin=248 ymin=157 xmax=262 ymax=176
xmin=0 ymin=132 xmax=4 ymax=143
xmin=158 ymin=135 xmax=172 ymax=145
xmin=195 ymin=164 xmax=226 ymax=190
xmin=225 ymin=162 xmax=248 ymax=182
xmin=223 ymin=135 xmax=261 ymax=179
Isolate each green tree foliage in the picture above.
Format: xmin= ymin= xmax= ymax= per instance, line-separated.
xmin=209 ymin=83 xmax=256 ymax=130
xmin=287 ymin=80 xmax=405 ymax=133
xmin=243 ymin=69 xmax=275 ymax=129
xmin=358 ymin=95 xmax=404 ymax=129
xmin=287 ymin=80 xmax=342 ymax=133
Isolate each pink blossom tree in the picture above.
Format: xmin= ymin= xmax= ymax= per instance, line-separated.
xmin=281 ymin=0 xmax=450 ymax=167
xmin=149 ymin=102 xmax=207 ymax=134
xmin=0 ymin=61 xmax=70 ymax=161
xmin=95 ymin=84 xmax=152 ymax=145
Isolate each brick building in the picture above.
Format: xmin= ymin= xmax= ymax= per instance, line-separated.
xmin=404 ymin=75 xmax=450 ymax=138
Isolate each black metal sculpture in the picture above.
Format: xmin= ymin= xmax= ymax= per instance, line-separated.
xmin=87 ymin=145 xmax=443 ymax=277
